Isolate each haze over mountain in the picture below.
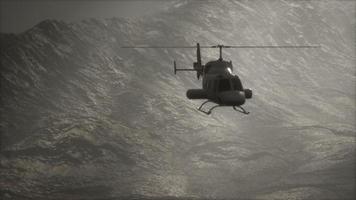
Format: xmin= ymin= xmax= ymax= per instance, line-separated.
xmin=0 ymin=1 xmax=355 ymax=199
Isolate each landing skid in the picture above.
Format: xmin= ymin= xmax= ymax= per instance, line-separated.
xmin=197 ymin=100 xmax=220 ymax=115
xmin=197 ymin=100 xmax=249 ymax=115
xmin=233 ymin=106 xmax=250 ymax=115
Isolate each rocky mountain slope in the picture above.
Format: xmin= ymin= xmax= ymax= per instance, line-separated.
xmin=1 ymin=1 xmax=355 ymax=199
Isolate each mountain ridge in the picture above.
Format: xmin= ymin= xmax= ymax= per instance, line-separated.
xmin=1 ymin=1 xmax=355 ymax=199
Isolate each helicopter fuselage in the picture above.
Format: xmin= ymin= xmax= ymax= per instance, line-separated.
xmin=187 ymin=59 xmax=252 ymax=107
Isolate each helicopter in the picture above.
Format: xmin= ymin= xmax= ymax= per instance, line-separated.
xmin=174 ymin=43 xmax=252 ymax=115
xmin=122 ymin=43 xmax=319 ymax=115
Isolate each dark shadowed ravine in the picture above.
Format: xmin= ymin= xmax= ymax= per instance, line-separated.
xmin=0 ymin=1 xmax=355 ymax=200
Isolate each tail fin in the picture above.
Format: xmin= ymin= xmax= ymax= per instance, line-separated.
xmin=197 ymin=43 xmax=201 ymax=66
xmin=194 ymin=43 xmax=203 ymax=79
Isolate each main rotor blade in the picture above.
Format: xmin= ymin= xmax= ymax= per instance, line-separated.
xmin=121 ymin=46 xmax=197 ymax=48
xmin=121 ymin=45 xmax=321 ymax=48
xmin=223 ymin=45 xmax=321 ymax=48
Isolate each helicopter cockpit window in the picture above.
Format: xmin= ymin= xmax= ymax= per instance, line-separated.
xmin=205 ymin=64 xmax=211 ymax=73
xmin=218 ymin=79 xmax=231 ymax=92
xmin=232 ymin=77 xmax=243 ymax=91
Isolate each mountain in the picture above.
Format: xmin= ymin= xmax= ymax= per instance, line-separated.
xmin=0 ymin=1 xmax=355 ymax=199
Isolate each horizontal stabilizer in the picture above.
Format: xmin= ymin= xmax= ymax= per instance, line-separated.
xmin=173 ymin=60 xmax=196 ymax=74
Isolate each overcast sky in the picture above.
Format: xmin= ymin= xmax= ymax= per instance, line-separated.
xmin=0 ymin=0 xmax=173 ymax=33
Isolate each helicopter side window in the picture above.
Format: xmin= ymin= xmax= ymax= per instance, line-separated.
xmin=232 ymin=77 xmax=243 ymax=91
xmin=218 ymin=79 xmax=231 ymax=92
xmin=207 ymin=80 xmax=213 ymax=91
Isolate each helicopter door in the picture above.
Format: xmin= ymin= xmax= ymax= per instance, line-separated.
xmin=218 ymin=78 xmax=232 ymax=92
xmin=206 ymin=80 xmax=213 ymax=92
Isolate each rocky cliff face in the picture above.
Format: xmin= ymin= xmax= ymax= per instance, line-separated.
xmin=1 ymin=1 xmax=355 ymax=199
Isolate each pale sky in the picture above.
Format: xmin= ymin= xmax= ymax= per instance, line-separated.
xmin=0 ymin=0 xmax=173 ymax=33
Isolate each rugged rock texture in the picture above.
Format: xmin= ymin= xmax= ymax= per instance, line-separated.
xmin=1 ymin=1 xmax=355 ymax=199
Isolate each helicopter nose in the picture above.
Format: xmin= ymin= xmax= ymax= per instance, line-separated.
xmin=218 ymin=91 xmax=246 ymax=106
